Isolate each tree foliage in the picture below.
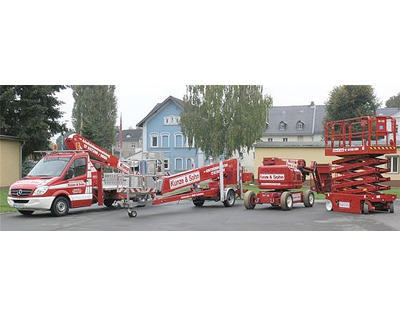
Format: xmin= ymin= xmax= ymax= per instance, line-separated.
xmin=385 ymin=93 xmax=400 ymax=108
xmin=180 ymin=85 xmax=272 ymax=158
xmin=325 ymin=85 xmax=380 ymax=122
xmin=71 ymin=85 xmax=117 ymax=151
xmin=0 ymin=85 xmax=66 ymax=158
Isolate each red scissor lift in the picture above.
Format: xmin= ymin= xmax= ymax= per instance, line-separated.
xmin=324 ymin=116 xmax=397 ymax=214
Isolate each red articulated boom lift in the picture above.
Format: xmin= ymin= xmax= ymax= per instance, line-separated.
xmin=319 ymin=115 xmax=397 ymax=214
xmin=123 ymin=157 xmax=243 ymax=217
xmin=243 ymin=157 xmax=316 ymax=210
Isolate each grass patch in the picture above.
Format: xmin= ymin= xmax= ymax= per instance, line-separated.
xmin=0 ymin=187 xmax=15 ymax=213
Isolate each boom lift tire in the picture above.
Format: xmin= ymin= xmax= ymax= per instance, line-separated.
xmin=280 ymin=191 xmax=293 ymax=210
xmin=223 ymin=189 xmax=236 ymax=207
xmin=303 ymin=190 xmax=315 ymax=207
xmin=18 ymin=210 xmax=34 ymax=216
xmin=51 ymin=196 xmax=70 ymax=217
xmin=193 ymin=198 xmax=205 ymax=207
xmin=244 ymin=191 xmax=256 ymax=210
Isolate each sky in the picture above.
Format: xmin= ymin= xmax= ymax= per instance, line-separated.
xmin=56 ymin=84 xmax=400 ymax=133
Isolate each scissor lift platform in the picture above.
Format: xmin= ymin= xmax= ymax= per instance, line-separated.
xmin=324 ymin=116 xmax=397 ymax=214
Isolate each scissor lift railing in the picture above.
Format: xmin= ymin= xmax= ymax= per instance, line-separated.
xmin=324 ymin=116 xmax=397 ymax=214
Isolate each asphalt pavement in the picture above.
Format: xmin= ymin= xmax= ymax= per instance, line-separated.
xmin=2 ymin=199 xmax=400 ymax=231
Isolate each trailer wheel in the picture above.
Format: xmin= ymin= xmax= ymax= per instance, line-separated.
xmin=18 ymin=210 xmax=34 ymax=216
xmin=223 ymin=189 xmax=236 ymax=207
xmin=244 ymin=191 xmax=256 ymax=210
xmin=104 ymin=199 xmax=115 ymax=208
xmin=303 ymin=190 xmax=315 ymax=207
xmin=389 ymin=202 xmax=394 ymax=213
xmin=51 ymin=196 xmax=70 ymax=217
xmin=280 ymin=192 xmax=293 ymax=210
xmin=128 ymin=210 xmax=137 ymax=218
xmin=193 ymin=198 xmax=205 ymax=207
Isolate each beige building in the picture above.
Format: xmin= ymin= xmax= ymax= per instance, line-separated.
xmin=113 ymin=128 xmax=143 ymax=158
xmin=0 ymin=135 xmax=22 ymax=187
xmin=254 ymin=142 xmax=400 ymax=186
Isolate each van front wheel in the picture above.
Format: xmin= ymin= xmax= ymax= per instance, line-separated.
xmin=51 ymin=196 xmax=70 ymax=217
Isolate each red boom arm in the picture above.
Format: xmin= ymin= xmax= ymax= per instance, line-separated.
xmin=160 ymin=158 xmax=239 ymax=195
xmin=64 ymin=134 xmax=131 ymax=174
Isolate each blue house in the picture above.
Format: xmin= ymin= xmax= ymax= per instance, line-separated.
xmin=136 ymin=96 xmax=205 ymax=174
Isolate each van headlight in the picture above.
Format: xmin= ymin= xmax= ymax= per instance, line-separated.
xmin=33 ymin=186 xmax=49 ymax=196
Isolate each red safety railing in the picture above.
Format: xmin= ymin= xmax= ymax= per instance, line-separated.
xmin=325 ymin=116 xmax=397 ymax=156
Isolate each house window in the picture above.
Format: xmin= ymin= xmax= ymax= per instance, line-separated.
xmin=283 ymin=138 xmax=288 ymax=142
xmin=175 ymin=158 xmax=183 ymax=171
xmin=175 ymin=133 xmax=183 ymax=147
xmin=164 ymin=115 xmax=181 ymax=126
xmin=161 ymin=133 xmax=169 ymax=148
xmin=186 ymin=158 xmax=194 ymax=170
xmin=163 ymin=159 xmax=169 ymax=170
xmin=387 ymin=155 xmax=399 ymax=173
xmin=297 ymin=135 xmax=304 ymax=142
xmin=267 ymin=138 xmax=273 ymax=142
xmin=279 ymin=121 xmax=287 ymax=131
xmin=151 ymin=134 xmax=158 ymax=147
xmin=296 ymin=121 xmax=305 ymax=130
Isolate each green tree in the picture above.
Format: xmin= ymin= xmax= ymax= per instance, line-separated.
xmin=325 ymin=85 xmax=380 ymax=122
xmin=385 ymin=93 xmax=400 ymax=108
xmin=71 ymin=86 xmax=117 ymax=151
xmin=180 ymin=85 xmax=272 ymax=158
xmin=0 ymin=85 xmax=66 ymax=158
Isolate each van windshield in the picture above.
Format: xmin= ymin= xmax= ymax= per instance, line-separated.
xmin=27 ymin=156 xmax=71 ymax=177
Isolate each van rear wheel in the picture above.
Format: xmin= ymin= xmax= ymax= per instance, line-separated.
xmin=104 ymin=199 xmax=115 ymax=208
xmin=51 ymin=196 xmax=70 ymax=217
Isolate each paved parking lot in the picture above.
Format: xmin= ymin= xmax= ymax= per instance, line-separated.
xmin=1 ymin=200 xmax=400 ymax=231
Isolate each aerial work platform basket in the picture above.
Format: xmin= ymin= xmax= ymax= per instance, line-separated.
xmin=324 ymin=116 xmax=397 ymax=214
